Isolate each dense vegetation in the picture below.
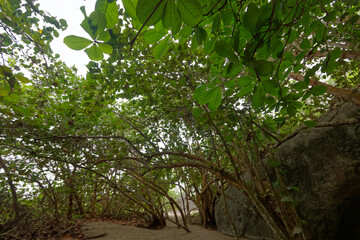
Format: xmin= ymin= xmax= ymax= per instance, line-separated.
xmin=0 ymin=0 xmax=359 ymax=239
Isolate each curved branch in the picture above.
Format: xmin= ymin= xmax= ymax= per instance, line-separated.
xmin=275 ymin=118 xmax=360 ymax=148
xmin=289 ymin=73 xmax=360 ymax=106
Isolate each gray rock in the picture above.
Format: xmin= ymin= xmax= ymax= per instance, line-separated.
xmin=275 ymin=103 xmax=360 ymax=240
xmin=214 ymin=103 xmax=360 ymax=240
xmin=215 ymin=185 xmax=274 ymax=239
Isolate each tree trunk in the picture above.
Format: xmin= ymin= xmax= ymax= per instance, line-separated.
xmin=0 ymin=156 xmax=19 ymax=218
xmin=90 ymin=177 xmax=98 ymax=218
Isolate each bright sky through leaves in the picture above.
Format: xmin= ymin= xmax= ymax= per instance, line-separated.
xmin=37 ymin=0 xmax=95 ymax=75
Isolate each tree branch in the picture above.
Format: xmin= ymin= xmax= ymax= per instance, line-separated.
xmin=275 ymin=117 xmax=360 ymax=148
xmin=289 ymin=72 xmax=360 ymax=106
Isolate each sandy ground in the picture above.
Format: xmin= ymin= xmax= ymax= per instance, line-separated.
xmin=81 ymin=221 xmax=245 ymax=240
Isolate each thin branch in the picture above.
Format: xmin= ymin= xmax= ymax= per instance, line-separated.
xmin=275 ymin=117 xmax=360 ymax=148
xmin=289 ymin=72 xmax=360 ymax=106
xmin=129 ymin=0 xmax=164 ymax=50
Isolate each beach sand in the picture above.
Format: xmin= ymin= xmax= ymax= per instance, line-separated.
xmin=81 ymin=220 xmax=246 ymax=240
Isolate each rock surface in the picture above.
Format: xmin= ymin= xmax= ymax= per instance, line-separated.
xmin=215 ymin=103 xmax=360 ymax=240
xmin=275 ymin=103 xmax=360 ymax=240
xmin=214 ymin=185 xmax=274 ymax=239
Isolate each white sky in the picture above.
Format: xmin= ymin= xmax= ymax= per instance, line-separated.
xmin=37 ymin=0 xmax=96 ymax=76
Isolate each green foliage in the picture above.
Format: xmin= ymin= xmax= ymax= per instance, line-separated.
xmin=2 ymin=0 xmax=360 ymax=238
xmin=243 ymin=3 xmax=260 ymax=34
xmin=136 ymin=0 xmax=165 ymax=26
xmin=64 ymin=35 xmax=93 ymax=50
xmin=63 ymin=0 xmax=118 ymax=60
xmin=177 ymin=0 xmax=202 ymax=27
xmin=153 ymin=35 xmax=170 ymax=59
xmin=194 ymin=85 xmax=222 ymax=111
xmin=162 ymin=0 xmax=181 ymax=34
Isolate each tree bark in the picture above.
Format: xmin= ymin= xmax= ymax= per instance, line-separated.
xmin=0 ymin=156 xmax=20 ymax=218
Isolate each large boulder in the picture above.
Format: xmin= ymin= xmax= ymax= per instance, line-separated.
xmin=215 ymin=185 xmax=274 ymax=239
xmin=275 ymin=103 xmax=360 ymax=240
xmin=215 ymin=103 xmax=360 ymax=240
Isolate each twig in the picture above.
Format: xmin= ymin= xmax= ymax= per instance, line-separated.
xmin=55 ymin=221 xmax=81 ymax=238
xmin=166 ymin=218 xmax=191 ymax=232
xmin=0 ymin=212 xmax=30 ymax=237
xmin=0 ymin=234 xmax=25 ymax=240
xmin=83 ymin=233 xmax=107 ymax=239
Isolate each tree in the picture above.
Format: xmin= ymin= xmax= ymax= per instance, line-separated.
xmin=1 ymin=0 xmax=359 ymax=239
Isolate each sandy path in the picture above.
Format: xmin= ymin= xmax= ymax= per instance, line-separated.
xmin=82 ymin=221 xmax=245 ymax=240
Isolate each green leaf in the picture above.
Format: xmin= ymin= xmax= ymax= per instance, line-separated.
xmin=310 ymin=85 xmax=327 ymax=96
xmin=85 ymin=44 xmax=104 ymax=60
xmin=252 ymin=83 xmax=265 ymax=108
xmin=237 ymin=76 xmax=254 ymax=87
xmin=197 ymin=88 xmax=213 ymax=105
xmin=292 ymin=101 xmax=303 ymax=109
xmin=95 ymin=0 xmax=119 ymax=28
xmin=162 ymin=0 xmax=181 ymax=34
xmin=204 ymin=38 xmax=216 ymax=54
xmin=193 ymin=84 xmax=207 ymax=101
xmin=153 ymin=36 xmax=170 ymax=59
xmin=262 ymin=80 xmax=278 ymax=94
xmin=268 ymin=160 xmax=281 ymax=167
xmin=287 ymin=104 xmax=297 ymax=116
xmin=195 ymin=26 xmax=207 ymax=45
xmin=255 ymin=60 xmax=274 ymax=77
xmin=300 ymin=38 xmax=311 ymax=50
xmin=144 ymin=29 xmax=166 ymax=44
xmin=304 ymin=120 xmax=317 ymax=127
xmin=237 ymin=83 xmax=255 ymax=97
xmin=225 ymin=79 xmax=236 ymax=88
xmin=178 ymin=25 xmax=193 ymax=40
xmin=80 ymin=18 xmax=95 ymax=39
xmin=302 ymin=91 xmax=311 ymax=101
xmin=1 ymin=33 xmax=13 ymax=46
xmin=192 ymin=107 xmax=203 ymax=118
xmin=215 ymin=40 xmax=238 ymax=62
xmin=226 ymin=62 xmax=243 ymax=77
xmin=15 ymin=74 xmax=30 ymax=83
xmin=281 ymin=196 xmax=294 ymax=202
xmin=97 ymin=31 xmax=111 ymax=41
xmin=98 ymin=43 xmax=113 ymax=54
xmin=0 ymin=88 xmax=9 ymax=96
xmin=286 ymin=0 xmax=297 ymax=7
xmin=64 ymin=35 xmax=93 ymax=50
xmin=89 ymin=10 xmax=107 ymax=37
xmin=17 ymin=106 xmax=31 ymax=116
xmin=211 ymin=13 xmax=221 ymax=34
xmin=122 ymin=0 xmax=138 ymax=20
xmin=316 ymin=22 xmax=326 ymax=42
xmin=208 ymin=87 xmax=222 ymax=111
xmin=80 ymin=6 xmax=87 ymax=18
xmin=136 ymin=0 xmax=165 ymax=26
xmin=243 ymin=3 xmax=259 ymax=33
xmin=0 ymin=65 xmax=13 ymax=77
xmin=197 ymin=86 xmax=222 ymax=108
xmin=177 ymin=0 xmax=202 ymax=27
xmin=239 ymin=25 xmax=252 ymax=39
xmin=330 ymin=47 xmax=342 ymax=60
xmin=60 ymin=18 xmax=68 ymax=28
xmin=105 ymin=1 xmax=118 ymax=28
xmin=293 ymin=81 xmax=308 ymax=91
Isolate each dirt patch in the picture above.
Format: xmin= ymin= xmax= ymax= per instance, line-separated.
xmin=81 ymin=220 xmax=246 ymax=240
